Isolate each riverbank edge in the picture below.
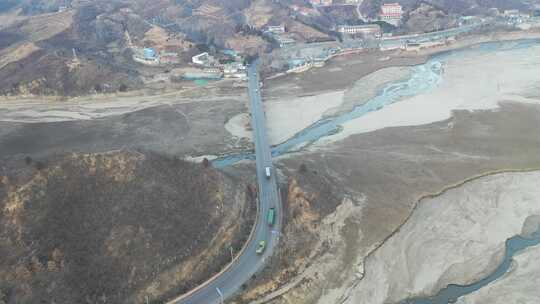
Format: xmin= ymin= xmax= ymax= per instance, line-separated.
xmin=361 ymin=167 xmax=540 ymax=303
xmin=262 ymin=29 xmax=540 ymax=85
xmin=258 ymin=32 xmax=540 ymax=150
xmin=249 ymin=168 xmax=540 ymax=304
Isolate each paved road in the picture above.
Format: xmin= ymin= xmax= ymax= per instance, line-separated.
xmin=356 ymin=0 xmax=366 ymax=22
xmin=170 ymin=60 xmax=282 ymax=304
xmin=380 ymin=20 xmax=490 ymax=47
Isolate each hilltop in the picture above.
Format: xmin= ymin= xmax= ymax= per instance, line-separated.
xmin=0 ymin=151 xmax=255 ymax=304
xmin=0 ymin=0 xmax=535 ymax=96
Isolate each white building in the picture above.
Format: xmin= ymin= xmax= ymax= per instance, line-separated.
xmin=192 ymin=52 xmax=212 ymax=66
xmin=275 ymin=35 xmax=296 ymax=47
xmin=265 ymin=25 xmax=286 ymax=34
xmin=223 ymin=62 xmax=246 ymax=74
xmin=309 ymin=0 xmax=332 ymax=6
xmin=380 ymin=3 xmax=403 ymax=26
xmin=504 ymin=9 xmax=520 ymax=17
xmin=337 ymin=24 xmax=382 ymax=37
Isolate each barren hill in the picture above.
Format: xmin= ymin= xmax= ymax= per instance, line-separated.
xmin=0 ymin=151 xmax=255 ymax=304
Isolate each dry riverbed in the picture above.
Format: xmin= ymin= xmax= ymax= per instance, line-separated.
xmin=240 ymin=38 xmax=540 ymax=304
xmin=456 ymin=244 xmax=540 ymax=304
xmin=319 ymin=39 xmax=540 ymax=144
xmin=346 ymin=171 xmax=540 ymax=304
xmin=236 ymin=101 xmax=540 ymax=304
xmin=1 ymin=31 xmax=540 ymax=304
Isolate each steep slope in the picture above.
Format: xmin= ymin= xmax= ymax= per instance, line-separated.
xmin=0 ymin=151 xmax=255 ymax=304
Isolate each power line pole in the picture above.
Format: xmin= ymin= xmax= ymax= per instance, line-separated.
xmin=216 ymin=287 xmax=224 ymax=304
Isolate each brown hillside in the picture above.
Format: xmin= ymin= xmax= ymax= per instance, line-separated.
xmin=0 ymin=151 xmax=255 ymax=304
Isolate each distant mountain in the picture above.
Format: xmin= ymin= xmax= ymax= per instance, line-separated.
xmin=0 ymin=0 xmax=536 ymax=96
xmin=0 ymin=0 xmax=287 ymax=96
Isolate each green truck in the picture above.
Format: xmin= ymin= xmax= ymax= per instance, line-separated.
xmin=267 ymin=208 xmax=276 ymax=226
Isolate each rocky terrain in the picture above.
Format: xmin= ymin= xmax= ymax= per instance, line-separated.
xmin=0 ymin=3 xmax=147 ymax=96
xmin=230 ymin=164 xmax=346 ymax=303
xmin=0 ymin=151 xmax=255 ymax=304
xmin=0 ymin=0 xmax=536 ymax=96
xmin=402 ymin=3 xmax=458 ymax=34
xmin=0 ymin=0 xmax=319 ymax=96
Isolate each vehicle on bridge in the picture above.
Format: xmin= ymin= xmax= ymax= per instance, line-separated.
xmin=267 ymin=208 xmax=276 ymax=226
xmin=256 ymin=240 xmax=266 ymax=254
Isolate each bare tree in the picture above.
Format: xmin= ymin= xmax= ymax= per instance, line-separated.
xmin=202 ymin=158 xmax=210 ymax=168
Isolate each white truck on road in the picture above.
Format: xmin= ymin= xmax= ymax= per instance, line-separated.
xmin=265 ymin=167 xmax=271 ymax=179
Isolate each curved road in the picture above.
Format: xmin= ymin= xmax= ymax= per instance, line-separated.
xmin=356 ymin=0 xmax=366 ymax=22
xmin=169 ymin=60 xmax=282 ymax=304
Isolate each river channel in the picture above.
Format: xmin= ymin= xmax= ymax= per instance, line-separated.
xmin=400 ymin=227 xmax=540 ymax=304
xmin=212 ymin=39 xmax=540 ymax=303
xmin=213 ymin=39 xmax=540 ymax=169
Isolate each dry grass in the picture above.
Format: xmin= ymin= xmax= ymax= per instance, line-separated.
xmin=143 ymin=26 xmax=170 ymax=45
xmin=19 ymin=10 xmax=74 ymax=42
xmin=286 ymin=20 xmax=329 ymax=41
xmin=0 ymin=8 xmax=27 ymax=30
xmin=0 ymin=42 xmax=40 ymax=70
xmin=224 ymin=34 xmax=267 ymax=54
xmin=0 ymin=151 xmax=254 ymax=304
xmin=142 ymin=25 xmax=192 ymax=52
xmin=192 ymin=3 xmax=224 ymax=19
xmin=244 ymin=0 xmax=274 ymax=28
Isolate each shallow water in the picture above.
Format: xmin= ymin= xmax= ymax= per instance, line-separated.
xmin=212 ymin=39 xmax=540 ymax=169
xmin=400 ymin=228 xmax=540 ymax=304
xmin=213 ymin=60 xmax=443 ymax=168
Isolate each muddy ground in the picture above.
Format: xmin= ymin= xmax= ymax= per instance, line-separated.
xmin=346 ymin=170 xmax=540 ymax=304
xmin=0 ymin=47 xmax=427 ymax=161
xmin=234 ymin=102 xmax=540 ymax=304
xmin=0 ymin=97 xmax=250 ymax=160
xmin=264 ymin=52 xmax=427 ymax=101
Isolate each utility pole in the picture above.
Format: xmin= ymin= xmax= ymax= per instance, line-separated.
xmin=216 ymin=287 xmax=224 ymax=304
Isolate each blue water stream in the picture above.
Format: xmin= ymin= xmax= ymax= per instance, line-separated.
xmin=213 ymin=39 xmax=539 ymax=169
xmin=401 ymin=228 xmax=540 ymax=304
xmin=213 ymin=59 xmax=444 ymax=168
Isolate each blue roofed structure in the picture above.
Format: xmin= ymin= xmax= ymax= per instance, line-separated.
xmin=143 ymin=48 xmax=157 ymax=60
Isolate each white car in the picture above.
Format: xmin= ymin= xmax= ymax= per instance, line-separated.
xmin=265 ymin=167 xmax=271 ymax=178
